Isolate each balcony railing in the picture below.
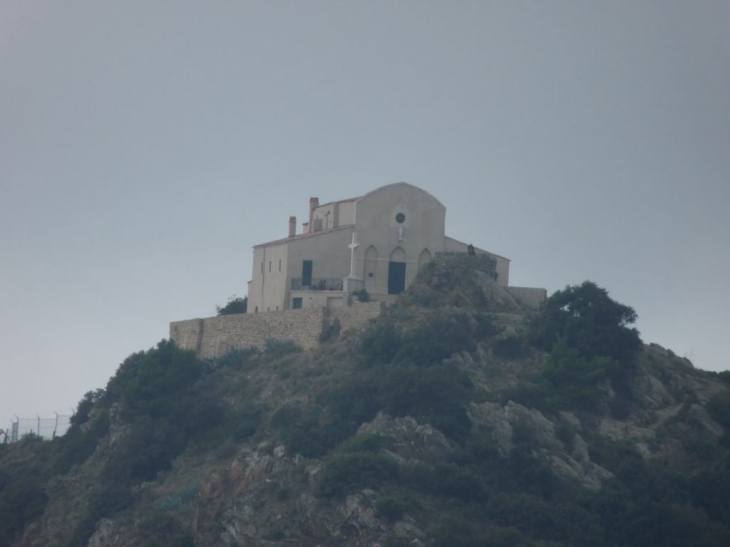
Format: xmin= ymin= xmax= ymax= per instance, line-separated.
xmin=290 ymin=278 xmax=344 ymax=291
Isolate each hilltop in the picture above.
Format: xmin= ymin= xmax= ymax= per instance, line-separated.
xmin=1 ymin=256 xmax=730 ymax=547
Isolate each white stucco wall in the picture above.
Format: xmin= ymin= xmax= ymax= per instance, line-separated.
xmin=248 ymin=182 xmax=516 ymax=311
xmin=248 ymin=243 xmax=289 ymax=313
xmin=353 ymin=183 xmax=446 ymax=297
xmin=337 ymin=200 xmax=356 ymax=226
xmin=286 ymin=226 xmax=354 ymax=308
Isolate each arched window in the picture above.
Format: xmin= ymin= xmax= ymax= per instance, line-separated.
xmin=390 ymin=247 xmax=406 ymax=262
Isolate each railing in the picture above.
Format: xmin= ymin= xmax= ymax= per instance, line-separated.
xmin=290 ymin=278 xmax=344 ymax=291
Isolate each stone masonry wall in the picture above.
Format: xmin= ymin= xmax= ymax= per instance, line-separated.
xmin=433 ymin=252 xmax=498 ymax=279
xmin=170 ymin=301 xmax=382 ymax=359
xmin=330 ymin=301 xmax=384 ymax=332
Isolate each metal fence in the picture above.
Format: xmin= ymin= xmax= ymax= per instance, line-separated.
xmin=3 ymin=414 xmax=72 ymax=443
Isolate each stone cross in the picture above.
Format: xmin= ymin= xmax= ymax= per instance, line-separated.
xmin=348 ymin=232 xmax=360 ymax=279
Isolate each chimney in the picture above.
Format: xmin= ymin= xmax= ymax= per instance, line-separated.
xmin=308 ymin=197 xmax=319 ymax=233
xmin=288 ymin=216 xmax=296 ymax=237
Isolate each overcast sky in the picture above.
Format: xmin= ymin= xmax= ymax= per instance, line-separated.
xmin=2 ymin=1 xmax=729 ymax=425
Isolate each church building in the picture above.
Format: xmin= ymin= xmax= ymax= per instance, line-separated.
xmin=246 ymin=182 xmax=526 ymax=313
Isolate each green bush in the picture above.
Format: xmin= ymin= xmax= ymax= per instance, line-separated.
xmin=375 ymin=496 xmax=407 ymax=522
xmin=319 ymin=318 xmax=341 ymax=343
xmin=355 ymin=288 xmax=371 ymax=302
xmin=208 ymin=347 xmax=259 ymax=370
xmin=360 ymin=321 xmax=402 ymax=366
xmin=104 ymin=417 xmax=186 ymax=483
xmin=377 ymin=363 xmax=474 ymax=442
xmin=707 ymin=392 xmax=730 ymax=428
xmin=53 ymin=425 xmax=99 ymax=474
xmin=202 ymin=404 xmax=263 ymax=445
xmin=394 ymin=314 xmax=475 ymax=366
xmin=316 ymin=452 xmax=400 ymax=500
xmin=137 ymin=510 xmax=195 ymax=547
xmin=70 ymin=389 xmax=104 ymax=426
xmin=264 ymin=338 xmax=302 ymax=358
xmin=0 ymin=472 xmax=48 ymax=544
xmin=103 ymin=340 xmax=204 ymax=423
xmin=335 ymin=434 xmax=390 ymax=455
xmin=529 ymin=281 xmax=642 ymax=366
xmin=539 ymin=338 xmax=620 ymax=411
xmin=270 ymin=404 xmax=339 ymax=458
xmin=216 ymin=295 xmax=247 ymax=315
xmin=493 ymin=335 xmax=526 ymax=359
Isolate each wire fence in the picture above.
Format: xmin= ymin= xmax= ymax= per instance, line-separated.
xmin=2 ymin=414 xmax=72 ymax=443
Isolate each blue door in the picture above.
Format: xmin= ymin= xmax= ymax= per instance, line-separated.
xmin=388 ymin=261 xmax=406 ymax=294
xmin=302 ymin=260 xmax=313 ymax=287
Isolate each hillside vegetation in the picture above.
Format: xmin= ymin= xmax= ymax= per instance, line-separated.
xmin=2 ymin=256 xmax=730 ymax=547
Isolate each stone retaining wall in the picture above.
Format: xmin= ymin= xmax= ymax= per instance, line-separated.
xmin=170 ymin=301 xmax=382 ymax=359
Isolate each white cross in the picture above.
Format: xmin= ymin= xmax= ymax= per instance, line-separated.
xmin=348 ymin=232 xmax=360 ymax=278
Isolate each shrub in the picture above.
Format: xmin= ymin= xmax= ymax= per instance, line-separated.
xmin=377 ymin=363 xmax=474 ymax=442
xmin=529 ymin=281 xmax=642 ymax=366
xmin=217 ymin=295 xmax=247 ymax=315
xmin=316 ymin=453 xmax=400 ymax=500
xmin=474 ymin=313 xmax=502 ymax=339
xmin=70 ymin=389 xmax=104 ymax=426
xmin=375 ymin=497 xmax=407 ymax=522
xmin=355 ymin=288 xmax=371 ymax=302
xmin=0 ymin=473 xmax=48 ymax=543
xmin=209 ymin=347 xmax=259 ymax=370
xmin=203 ymin=404 xmax=262 ymax=445
xmin=394 ymin=314 xmax=475 ymax=366
xmin=707 ymin=392 xmax=730 ymax=428
xmin=360 ymin=321 xmax=402 ymax=366
xmin=103 ymin=340 xmax=204 ymax=423
xmin=53 ymin=426 xmax=99 ymax=474
xmin=319 ymin=318 xmax=341 ymax=343
xmin=335 ymin=434 xmax=389 ymax=454
xmin=104 ymin=417 xmax=186 ymax=483
xmin=264 ymin=338 xmax=302 ymax=358
xmin=137 ymin=509 xmax=195 ymax=547
xmin=540 ymin=338 xmax=623 ymax=411
xmin=493 ymin=335 xmax=526 ymax=359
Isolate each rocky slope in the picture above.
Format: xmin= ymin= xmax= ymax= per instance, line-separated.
xmin=2 ymin=256 xmax=729 ymax=547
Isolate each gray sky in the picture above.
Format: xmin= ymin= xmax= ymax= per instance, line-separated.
xmin=2 ymin=1 xmax=729 ymax=424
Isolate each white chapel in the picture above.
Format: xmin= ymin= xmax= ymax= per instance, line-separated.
xmin=245 ymin=182 xmax=529 ymax=313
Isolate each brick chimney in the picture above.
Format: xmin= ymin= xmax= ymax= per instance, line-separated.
xmin=288 ymin=216 xmax=296 ymax=237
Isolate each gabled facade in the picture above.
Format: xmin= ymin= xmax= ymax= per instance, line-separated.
xmin=247 ymin=182 xmax=511 ymax=313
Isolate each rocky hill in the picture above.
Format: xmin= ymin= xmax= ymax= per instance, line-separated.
xmin=2 ymin=256 xmax=729 ymax=547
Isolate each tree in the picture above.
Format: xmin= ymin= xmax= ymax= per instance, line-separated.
xmin=217 ymin=295 xmax=247 ymax=315
xmin=530 ymin=281 xmax=642 ymax=365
